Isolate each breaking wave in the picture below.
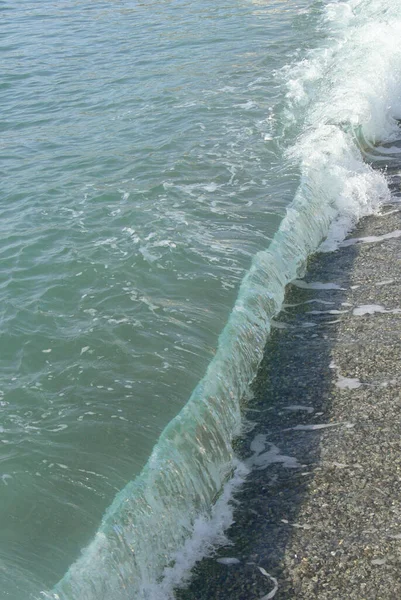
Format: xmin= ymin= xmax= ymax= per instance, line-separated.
xmin=43 ymin=0 xmax=401 ymax=597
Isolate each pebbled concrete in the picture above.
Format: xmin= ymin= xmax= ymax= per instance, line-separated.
xmin=176 ymin=203 xmax=401 ymax=600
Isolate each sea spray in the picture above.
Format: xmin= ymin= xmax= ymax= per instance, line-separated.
xmin=142 ymin=459 xmax=249 ymax=600
xmin=43 ymin=0 xmax=401 ymax=597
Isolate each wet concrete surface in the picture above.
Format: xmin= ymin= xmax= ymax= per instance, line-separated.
xmin=176 ymin=203 xmax=401 ymax=600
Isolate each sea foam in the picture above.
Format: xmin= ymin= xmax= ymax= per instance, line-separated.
xmin=44 ymin=0 xmax=401 ymax=598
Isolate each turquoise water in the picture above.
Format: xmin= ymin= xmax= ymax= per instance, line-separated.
xmin=1 ymin=0 xmax=401 ymax=598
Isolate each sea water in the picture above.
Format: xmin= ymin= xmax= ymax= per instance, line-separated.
xmin=1 ymin=0 xmax=401 ymax=598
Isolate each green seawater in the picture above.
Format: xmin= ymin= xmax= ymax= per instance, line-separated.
xmin=1 ymin=0 xmax=317 ymax=596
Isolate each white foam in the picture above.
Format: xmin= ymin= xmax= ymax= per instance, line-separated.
xmin=292 ymin=280 xmax=344 ymax=290
xmin=330 ymin=361 xmax=362 ymax=389
xmin=247 ymin=434 xmax=300 ymax=469
xmin=306 ymin=299 xmax=336 ymax=305
xmin=282 ymin=521 xmax=312 ymax=531
xmin=375 ymin=279 xmax=395 ymax=286
xmin=283 ymin=405 xmax=314 ymax=414
xmin=353 ymin=304 xmax=401 ymax=315
xmin=47 ymin=424 xmax=68 ymax=433
xmin=306 ymin=309 xmax=349 ymax=315
xmin=283 ymin=299 xmax=336 ymax=307
xmin=250 ymin=433 xmax=267 ymax=455
xmin=340 ymin=229 xmax=401 ymax=247
xmin=286 ymin=422 xmax=354 ymax=431
xmin=142 ymin=460 xmax=248 ymax=600
xmin=336 ymin=375 xmax=362 ymax=390
xmin=284 ymin=0 xmax=401 ymax=253
xmin=257 ymin=566 xmax=279 ymax=599
xmin=216 ymin=557 xmax=240 ymax=565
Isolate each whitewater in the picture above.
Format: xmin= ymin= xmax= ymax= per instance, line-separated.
xmin=1 ymin=0 xmax=401 ymax=598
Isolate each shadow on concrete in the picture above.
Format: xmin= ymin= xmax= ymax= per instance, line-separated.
xmin=176 ymin=165 xmax=401 ymax=599
xmin=175 ymin=236 xmax=358 ymax=600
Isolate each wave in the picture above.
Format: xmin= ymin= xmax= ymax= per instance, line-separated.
xmin=42 ymin=0 xmax=401 ymax=598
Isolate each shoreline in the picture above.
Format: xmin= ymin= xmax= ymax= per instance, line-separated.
xmin=176 ymin=202 xmax=401 ymax=599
